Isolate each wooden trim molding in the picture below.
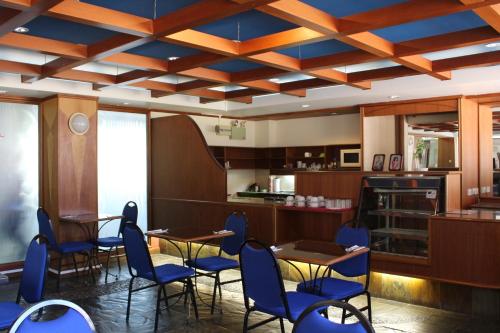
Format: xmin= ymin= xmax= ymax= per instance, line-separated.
xmin=0 ymin=94 xmax=40 ymax=104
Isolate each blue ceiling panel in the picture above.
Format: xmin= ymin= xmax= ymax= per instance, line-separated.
xmin=24 ymin=16 xmax=118 ymax=45
xmin=301 ymin=0 xmax=408 ymax=17
xmin=373 ymin=11 xmax=487 ymax=43
xmin=127 ymin=41 xmax=201 ymax=60
xmin=195 ymin=10 xmax=297 ymax=41
xmin=278 ymin=39 xmax=356 ymax=59
xmin=208 ymin=60 xmax=264 ymax=73
xmin=81 ymin=0 xmax=202 ymax=19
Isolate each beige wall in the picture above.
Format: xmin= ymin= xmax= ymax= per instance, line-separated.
xmin=363 ymin=115 xmax=397 ymax=171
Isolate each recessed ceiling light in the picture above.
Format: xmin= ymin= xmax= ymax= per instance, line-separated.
xmin=269 ymin=78 xmax=280 ymax=83
xmin=389 ymin=95 xmax=400 ymax=99
xmin=168 ymin=56 xmax=179 ymax=61
xmin=232 ymin=40 xmax=241 ymax=43
xmin=330 ymin=112 xmax=337 ymax=115
xmin=14 ymin=26 xmax=29 ymax=33
xmin=485 ymin=43 xmax=499 ymax=48
xmin=0 ymin=90 xmax=6 ymax=94
xmin=302 ymin=104 xmax=310 ymax=108
xmin=123 ymin=102 xmax=130 ymax=105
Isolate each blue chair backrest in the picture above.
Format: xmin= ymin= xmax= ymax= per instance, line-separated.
xmin=118 ymin=201 xmax=138 ymax=236
xmin=292 ymin=300 xmax=374 ymax=333
xmin=220 ymin=212 xmax=247 ymax=256
xmin=19 ymin=235 xmax=48 ymax=303
xmin=8 ymin=299 xmax=96 ymax=333
xmin=239 ymin=240 xmax=288 ymax=314
xmin=36 ymin=208 xmax=58 ymax=250
xmin=122 ymin=223 xmax=154 ymax=280
xmin=332 ymin=225 xmax=370 ymax=277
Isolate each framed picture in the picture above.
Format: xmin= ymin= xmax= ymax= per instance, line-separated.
xmin=389 ymin=154 xmax=403 ymax=171
xmin=372 ymin=154 xmax=385 ymax=171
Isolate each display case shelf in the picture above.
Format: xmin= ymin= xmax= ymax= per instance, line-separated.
xmin=357 ymin=176 xmax=444 ymax=259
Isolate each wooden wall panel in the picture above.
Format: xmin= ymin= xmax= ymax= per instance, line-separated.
xmin=460 ymin=98 xmax=480 ymax=207
xmin=151 ymin=115 xmax=226 ymax=202
xmin=41 ymin=95 xmax=98 ymax=244
xmin=478 ymin=105 xmax=493 ymax=195
xmin=151 ymin=198 xmax=275 ymax=245
xmin=362 ymin=98 xmax=458 ymax=117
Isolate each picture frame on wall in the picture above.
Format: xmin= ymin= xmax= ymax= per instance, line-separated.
xmin=372 ymin=154 xmax=385 ymax=171
xmin=389 ymin=154 xmax=403 ymax=171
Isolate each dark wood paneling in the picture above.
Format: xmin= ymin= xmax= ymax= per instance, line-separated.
xmin=151 ymin=198 xmax=275 ymax=245
xmin=151 ymin=115 xmax=226 ymax=201
xmin=430 ymin=217 xmax=500 ymax=289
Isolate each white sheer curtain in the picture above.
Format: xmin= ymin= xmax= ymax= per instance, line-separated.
xmin=98 ymin=111 xmax=147 ymax=236
xmin=0 ymin=102 xmax=38 ymax=264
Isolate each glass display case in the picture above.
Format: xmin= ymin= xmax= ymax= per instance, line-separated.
xmin=356 ymin=176 xmax=444 ymax=259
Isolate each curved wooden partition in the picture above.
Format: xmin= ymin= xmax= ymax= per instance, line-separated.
xmin=151 ymin=115 xmax=226 ymax=202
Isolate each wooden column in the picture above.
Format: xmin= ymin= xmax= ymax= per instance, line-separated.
xmin=478 ymin=104 xmax=493 ymax=194
xmin=40 ymin=95 xmax=98 ymax=243
xmin=459 ymin=98 xmax=480 ymax=207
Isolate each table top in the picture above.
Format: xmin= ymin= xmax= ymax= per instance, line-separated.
xmin=59 ymin=213 xmax=124 ymax=224
xmin=274 ymin=239 xmax=369 ymax=266
xmin=433 ymin=209 xmax=500 ymax=223
xmin=146 ymin=227 xmax=235 ymax=243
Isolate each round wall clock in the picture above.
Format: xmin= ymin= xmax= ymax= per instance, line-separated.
xmin=68 ymin=112 xmax=90 ymax=135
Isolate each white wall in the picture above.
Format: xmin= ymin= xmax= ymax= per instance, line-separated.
xmin=263 ymin=113 xmax=360 ymax=147
xmin=363 ymin=115 xmax=397 ymax=171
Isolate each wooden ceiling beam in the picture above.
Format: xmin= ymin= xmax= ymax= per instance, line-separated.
xmin=0 ymin=0 xmax=63 ymax=37
xmin=460 ymin=1 xmax=500 ymax=32
xmin=307 ymin=68 xmax=371 ymax=89
xmin=432 ymin=49 xmax=500 ymax=71
xmin=162 ymin=29 xmax=239 ymax=56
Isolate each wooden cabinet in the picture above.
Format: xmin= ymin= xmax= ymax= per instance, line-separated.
xmin=209 ymin=144 xmax=361 ymax=171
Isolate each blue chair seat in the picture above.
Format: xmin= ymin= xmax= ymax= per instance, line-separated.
xmin=255 ymin=291 xmax=324 ymax=321
xmin=143 ymin=264 xmax=194 ymax=284
xmin=0 ymin=302 xmax=24 ymax=329
xmin=295 ymin=308 xmax=369 ymax=333
xmin=57 ymin=241 xmax=95 ymax=254
xmin=187 ymin=256 xmax=239 ymax=272
xmin=297 ymin=277 xmax=364 ymax=300
xmin=96 ymin=236 xmax=123 ymax=247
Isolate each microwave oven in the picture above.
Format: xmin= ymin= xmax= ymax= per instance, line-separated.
xmin=340 ymin=148 xmax=361 ymax=167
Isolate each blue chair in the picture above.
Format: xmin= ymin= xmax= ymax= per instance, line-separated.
xmin=297 ymin=224 xmax=372 ymax=323
xmin=8 ymin=299 xmax=95 ymax=333
xmin=96 ymin=201 xmax=138 ymax=281
xmin=37 ymin=208 xmax=95 ymax=290
xmin=239 ymin=240 xmax=324 ymax=333
xmin=122 ymin=222 xmax=198 ymax=332
xmin=292 ymin=300 xmax=375 ymax=333
xmin=0 ymin=235 xmax=48 ymax=330
xmin=188 ymin=211 xmax=247 ymax=314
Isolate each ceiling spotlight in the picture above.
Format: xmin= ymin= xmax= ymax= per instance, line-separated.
xmin=269 ymin=78 xmax=280 ymax=83
xmin=302 ymin=104 xmax=310 ymax=108
xmin=330 ymin=112 xmax=337 ymax=115
xmin=168 ymin=56 xmax=179 ymax=61
xmin=485 ymin=43 xmax=499 ymax=48
xmin=0 ymin=90 xmax=6 ymax=94
xmin=14 ymin=26 xmax=29 ymax=33
xmin=123 ymin=102 xmax=130 ymax=105
xmin=389 ymin=95 xmax=400 ymax=99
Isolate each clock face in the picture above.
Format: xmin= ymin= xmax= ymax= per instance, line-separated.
xmin=68 ymin=113 xmax=90 ymax=135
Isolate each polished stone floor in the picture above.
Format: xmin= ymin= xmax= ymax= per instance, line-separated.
xmin=1 ymin=254 xmax=499 ymax=333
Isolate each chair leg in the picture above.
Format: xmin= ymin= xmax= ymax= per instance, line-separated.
xmin=218 ymin=274 xmax=222 ymax=300
xmin=115 ymin=246 xmax=121 ymax=271
xmin=279 ymin=318 xmax=285 ymax=333
xmin=72 ymin=253 xmax=79 ymax=278
xmin=105 ymin=247 xmax=112 ymax=282
xmin=87 ymin=251 xmax=95 ymax=282
xmin=126 ymin=277 xmax=135 ymax=322
xmin=162 ymin=286 xmax=169 ymax=312
xmin=341 ymin=298 xmax=350 ymax=324
xmin=243 ymin=309 xmax=250 ymax=333
xmin=210 ymin=272 xmax=219 ymax=315
xmin=366 ymin=292 xmax=372 ymax=323
xmin=154 ymin=286 xmax=162 ymax=332
xmin=56 ymin=255 xmax=63 ymax=290
xmin=187 ymin=278 xmax=199 ymax=319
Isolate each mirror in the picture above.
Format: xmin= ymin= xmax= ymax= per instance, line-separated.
xmin=403 ymin=112 xmax=459 ymax=171
xmin=492 ymin=108 xmax=500 ymax=195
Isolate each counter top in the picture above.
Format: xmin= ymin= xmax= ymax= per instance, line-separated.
xmin=227 ymin=197 xmax=284 ymax=206
xmin=432 ymin=209 xmax=500 ymax=223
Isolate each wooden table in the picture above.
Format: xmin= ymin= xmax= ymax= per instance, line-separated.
xmin=146 ymin=227 xmax=235 ymax=262
xmin=274 ymin=239 xmax=369 ymax=292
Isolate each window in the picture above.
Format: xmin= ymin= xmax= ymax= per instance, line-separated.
xmin=98 ymin=111 xmax=147 ymax=236
xmin=0 ymin=103 xmax=38 ymax=264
